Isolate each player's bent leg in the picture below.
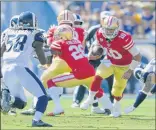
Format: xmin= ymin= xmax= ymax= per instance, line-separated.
xmin=18 ymin=67 xmax=52 ymax=127
xmin=46 ymin=87 xmax=64 ymax=116
xmin=96 ymin=88 xmax=113 ymax=115
xmin=41 ymin=58 xmax=71 ymax=88
xmin=125 ymin=73 xmax=155 ymax=114
xmin=111 ymin=66 xmax=129 ymax=117
xmin=81 ymin=64 xmax=113 ymax=110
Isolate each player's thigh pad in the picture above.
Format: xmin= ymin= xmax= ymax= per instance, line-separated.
xmin=41 ymin=58 xmax=72 ymax=88
xmin=15 ymin=66 xmax=46 ymax=98
xmin=52 ymin=73 xmax=94 ymax=88
xmin=2 ymin=64 xmax=27 ymax=102
xmin=111 ymin=66 xmax=129 ymax=97
xmin=96 ymin=63 xmax=113 ymax=79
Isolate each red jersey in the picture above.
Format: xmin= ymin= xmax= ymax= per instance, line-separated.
xmin=47 ymin=26 xmax=86 ymax=45
xmin=47 ymin=25 xmax=57 ymax=46
xmin=50 ymin=39 xmax=95 ymax=79
xmin=96 ymin=29 xmax=134 ymax=66
xmin=73 ymin=27 xmax=86 ymax=43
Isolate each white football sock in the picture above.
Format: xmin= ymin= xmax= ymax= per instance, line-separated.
xmin=48 ymin=87 xmax=63 ymax=111
xmin=98 ymin=94 xmax=113 ymax=110
xmin=113 ymin=99 xmax=121 ymax=113
xmin=33 ymin=111 xmax=43 ymax=121
xmin=87 ymin=90 xmax=97 ymax=102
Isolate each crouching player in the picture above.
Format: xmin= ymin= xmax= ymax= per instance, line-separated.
xmin=125 ymin=58 xmax=156 ymax=114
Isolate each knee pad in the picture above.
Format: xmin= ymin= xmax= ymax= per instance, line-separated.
xmin=12 ymin=97 xmax=27 ymax=109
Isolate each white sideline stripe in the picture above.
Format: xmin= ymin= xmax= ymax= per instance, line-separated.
xmin=53 ymin=74 xmax=75 ymax=82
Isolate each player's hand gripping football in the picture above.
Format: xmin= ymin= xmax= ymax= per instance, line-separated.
xmin=122 ymin=69 xmax=133 ymax=79
xmin=88 ymin=44 xmax=104 ymax=60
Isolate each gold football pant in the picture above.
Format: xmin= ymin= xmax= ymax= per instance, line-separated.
xmin=96 ymin=63 xmax=129 ymax=97
xmin=41 ymin=57 xmax=72 ymax=88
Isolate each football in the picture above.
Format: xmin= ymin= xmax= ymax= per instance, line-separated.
xmin=91 ymin=44 xmax=104 ymax=56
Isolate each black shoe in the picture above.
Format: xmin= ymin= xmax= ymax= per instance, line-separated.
xmin=32 ymin=120 xmax=52 ymax=127
xmin=1 ymin=89 xmax=11 ymax=114
xmin=104 ymin=109 xmax=111 ymax=116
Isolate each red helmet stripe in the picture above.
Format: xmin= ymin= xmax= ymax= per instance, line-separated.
xmin=109 ymin=16 xmax=113 ymax=26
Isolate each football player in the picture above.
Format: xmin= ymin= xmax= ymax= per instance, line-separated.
xmin=21 ymin=10 xmax=75 ymax=116
xmin=80 ymin=16 xmax=142 ymax=118
xmin=72 ymin=11 xmax=115 ymax=115
xmin=1 ymin=11 xmax=52 ymax=127
xmin=40 ymin=10 xmax=75 ymax=116
xmin=1 ymin=15 xmax=19 ymax=116
xmin=124 ymin=58 xmax=155 ymax=114
xmin=20 ymin=30 xmax=50 ymax=116
xmin=45 ymin=24 xmax=112 ymax=114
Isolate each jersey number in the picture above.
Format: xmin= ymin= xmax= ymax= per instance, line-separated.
xmin=107 ymin=49 xmax=122 ymax=59
xmin=7 ymin=35 xmax=27 ymax=52
xmin=69 ymin=44 xmax=85 ymax=60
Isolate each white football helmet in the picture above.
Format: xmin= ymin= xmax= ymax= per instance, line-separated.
xmin=101 ymin=16 xmax=120 ymax=39
xmin=57 ymin=10 xmax=75 ymax=26
xmin=54 ymin=24 xmax=74 ymax=40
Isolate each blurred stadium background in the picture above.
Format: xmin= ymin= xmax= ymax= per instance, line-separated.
xmin=1 ymin=1 xmax=155 ymax=95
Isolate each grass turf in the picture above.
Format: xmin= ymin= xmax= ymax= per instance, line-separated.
xmin=1 ymin=96 xmax=155 ymax=130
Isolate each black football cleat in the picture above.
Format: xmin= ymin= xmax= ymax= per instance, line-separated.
xmin=32 ymin=120 xmax=52 ymax=127
xmin=104 ymin=109 xmax=111 ymax=116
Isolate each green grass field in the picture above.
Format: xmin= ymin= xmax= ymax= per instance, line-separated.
xmin=1 ymin=96 xmax=155 ymax=130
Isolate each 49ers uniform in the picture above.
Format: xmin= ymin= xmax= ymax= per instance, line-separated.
xmin=73 ymin=27 xmax=87 ymax=43
xmin=96 ymin=29 xmax=134 ymax=97
xmin=47 ymin=39 xmax=95 ymax=88
xmin=41 ymin=26 xmax=87 ymax=88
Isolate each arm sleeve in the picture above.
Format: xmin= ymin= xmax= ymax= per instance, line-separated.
xmin=50 ymin=41 xmax=62 ymax=51
xmin=32 ymin=41 xmax=47 ymax=65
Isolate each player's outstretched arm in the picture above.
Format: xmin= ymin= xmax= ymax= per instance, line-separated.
xmin=33 ymin=41 xmax=47 ymax=65
xmin=122 ymin=45 xmax=142 ymax=79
